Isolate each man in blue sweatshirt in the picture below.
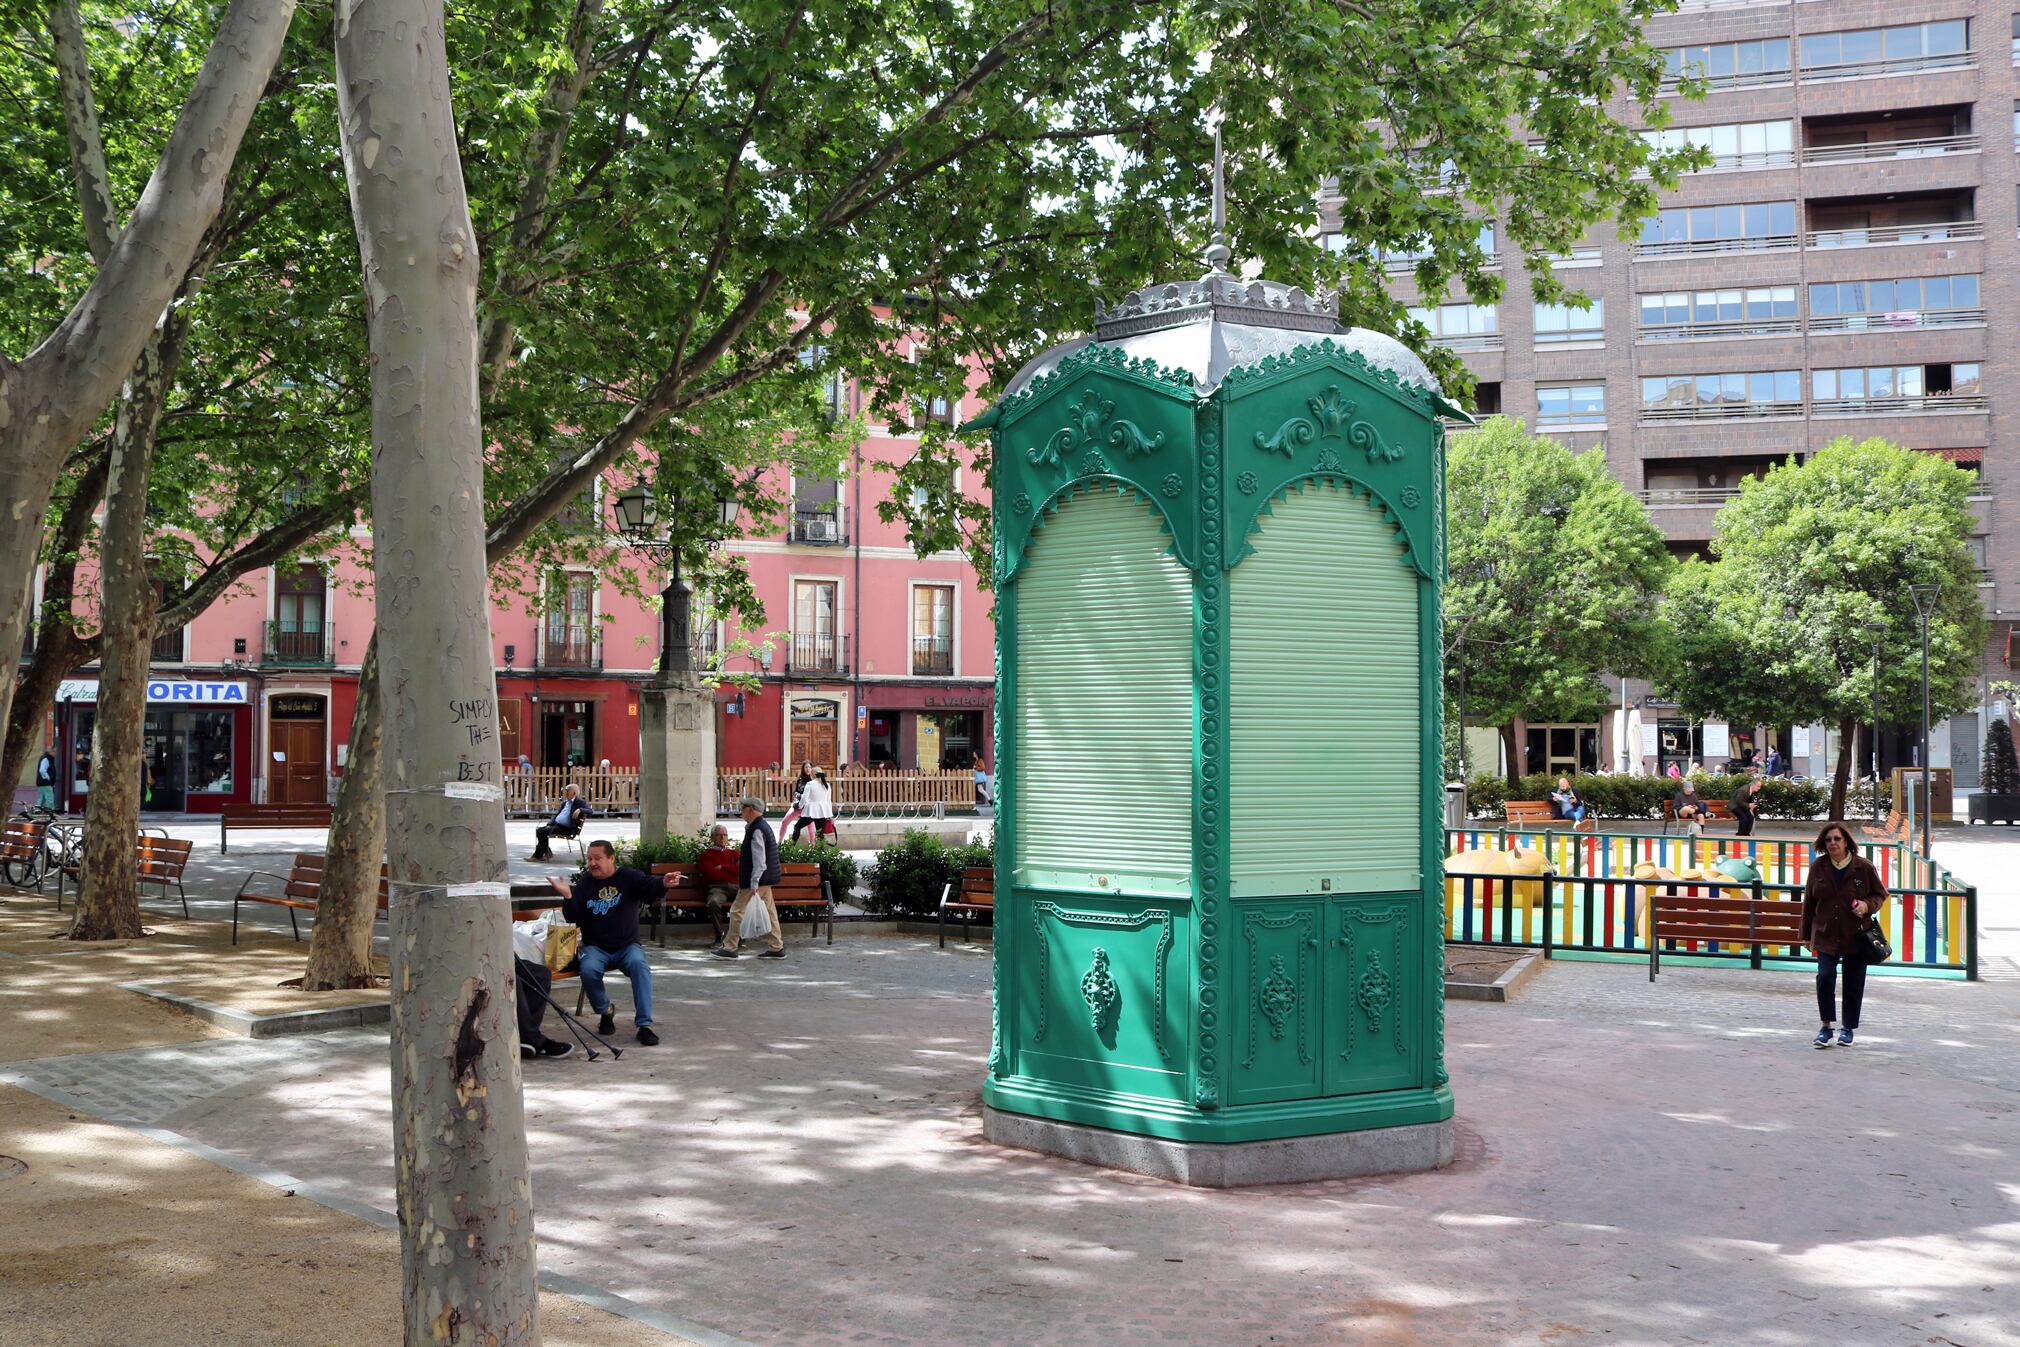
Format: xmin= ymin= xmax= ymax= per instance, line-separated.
xmin=556 ymin=840 xmax=675 ymax=1044
xmin=713 ymin=797 xmax=784 ymax=959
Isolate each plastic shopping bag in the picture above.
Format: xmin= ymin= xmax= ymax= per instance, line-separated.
xmin=740 ymin=894 xmax=773 ymax=940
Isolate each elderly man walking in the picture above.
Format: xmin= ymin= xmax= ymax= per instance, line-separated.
xmin=713 ymin=796 xmax=785 ymax=959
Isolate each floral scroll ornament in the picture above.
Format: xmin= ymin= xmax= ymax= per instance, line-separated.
xmin=1236 ymin=471 xmax=1259 ymax=496
xmin=1400 ymin=485 xmax=1421 ymax=509
xmin=1358 ymin=952 xmax=1394 ymax=1033
xmin=1252 ymin=382 xmax=1404 ymax=464
xmin=1081 ymin=947 xmax=1119 ymax=1030
xmin=1012 ymin=492 xmax=1033 ymax=515
xmin=1030 ymin=388 xmax=1166 ymax=468
xmin=1259 ymin=955 xmax=1296 ymax=1040
xmin=1161 ymin=474 xmax=1183 ymax=499
xmin=1314 ymin=448 xmax=1344 ymax=475
xmin=1077 ymin=448 xmax=1109 ymax=478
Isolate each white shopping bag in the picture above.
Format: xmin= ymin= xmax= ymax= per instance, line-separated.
xmin=740 ymin=894 xmax=774 ymax=940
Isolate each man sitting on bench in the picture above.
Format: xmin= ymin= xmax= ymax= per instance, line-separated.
xmin=528 ymin=783 xmax=590 ymax=860
xmin=698 ymin=823 xmax=740 ymax=941
xmin=1673 ymin=779 xmax=1708 ymax=837
xmin=551 ymin=840 xmax=676 ymax=1045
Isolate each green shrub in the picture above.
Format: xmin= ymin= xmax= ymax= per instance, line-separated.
xmin=863 ymin=828 xmax=994 ymax=918
xmin=1754 ymin=777 xmax=1827 ymax=820
xmin=1469 ymin=770 xmax=1819 ymax=821
xmin=615 ymin=831 xmax=704 ymax=872
xmin=781 ymin=838 xmax=861 ymax=901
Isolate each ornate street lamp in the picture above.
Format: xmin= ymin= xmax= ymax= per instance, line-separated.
xmin=613 ymin=479 xmax=738 ymax=682
xmin=1908 ymin=583 xmax=1938 ymax=857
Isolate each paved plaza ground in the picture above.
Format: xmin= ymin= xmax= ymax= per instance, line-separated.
xmin=0 ymin=827 xmax=2016 ymax=1346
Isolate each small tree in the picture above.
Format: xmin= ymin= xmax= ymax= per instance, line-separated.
xmin=1444 ymin=417 xmax=1674 ymax=783
xmin=1983 ymin=718 xmax=2020 ymax=798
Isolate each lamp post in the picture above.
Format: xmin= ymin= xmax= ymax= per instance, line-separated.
xmin=1908 ymin=583 xmax=1938 ymax=857
xmin=1864 ymin=620 xmax=1885 ymax=824
xmin=615 ymin=479 xmax=740 ymax=841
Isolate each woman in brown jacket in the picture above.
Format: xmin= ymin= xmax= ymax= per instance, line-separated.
xmin=1800 ymin=821 xmax=1888 ymax=1049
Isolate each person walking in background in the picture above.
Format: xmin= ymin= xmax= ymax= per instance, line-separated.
xmin=36 ymin=748 xmax=57 ymax=811
xmin=714 ymin=797 xmax=784 ymax=959
xmin=1764 ymin=746 xmax=1783 ymax=778
xmin=1730 ymin=774 xmax=1765 ymax=838
xmin=799 ymin=768 xmax=837 ymax=842
xmin=1801 ymin=822 xmax=1887 ymax=1049
xmin=781 ymin=761 xmax=814 ymax=841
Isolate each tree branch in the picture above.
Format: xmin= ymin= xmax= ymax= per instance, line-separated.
xmin=46 ymin=0 xmax=122 ymax=262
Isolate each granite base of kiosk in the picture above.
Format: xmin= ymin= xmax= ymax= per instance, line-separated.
xmin=982 ymin=1105 xmax=1454 ymax=1188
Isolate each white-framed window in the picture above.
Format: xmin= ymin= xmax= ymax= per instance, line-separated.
xmin=1536 ymin=385 xmax=1606 ymax=426
xmin=909 ymin=581 xmax=956 ymax=676
xmin=1534 ymin=299 xmax=1604 ymax=344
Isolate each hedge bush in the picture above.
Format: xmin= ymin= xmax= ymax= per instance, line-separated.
xmin=1467 ymin=771 xmax=1828 ymax=822
xmin=863 ymin=828 xmax=996 ymax=918
xmin=615 ymin=828 xmax=860 ymax=900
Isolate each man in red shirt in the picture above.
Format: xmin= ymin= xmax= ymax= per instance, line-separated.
xmin=698 ymin=823 xmax=740 ymax=942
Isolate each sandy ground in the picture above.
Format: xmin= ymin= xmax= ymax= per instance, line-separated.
xmin=0 ymin=1086 xmax=692 ymax=1347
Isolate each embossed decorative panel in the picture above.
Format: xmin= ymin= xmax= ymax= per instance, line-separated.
xmin=1228 ymin=904 xmax=1323 ymax=1105
xmin=1323 ymin=897 xmax=1421 ymax=1097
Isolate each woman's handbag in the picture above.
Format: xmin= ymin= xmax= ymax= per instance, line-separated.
xmin=1858 ymin=914 xmax=1892 ymax=965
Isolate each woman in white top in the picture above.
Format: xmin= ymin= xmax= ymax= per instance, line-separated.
xmin=798 ymin=769 xmax=837 ymax=841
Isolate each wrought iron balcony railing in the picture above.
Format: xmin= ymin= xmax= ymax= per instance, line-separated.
xmin=912 ymin=636 xmax=953 ymax=676
xmin=264 ymin=619 xmax=334 ymax=666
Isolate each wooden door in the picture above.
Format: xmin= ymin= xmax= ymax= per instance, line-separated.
xmin=271 ymin=721 xmax=327 ymax=803
xmin=790 ymin=720 xmax=838 ymax=772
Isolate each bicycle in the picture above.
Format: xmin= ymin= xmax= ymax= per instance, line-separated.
xmin=3 ymin=804 xmax=80 ymax=890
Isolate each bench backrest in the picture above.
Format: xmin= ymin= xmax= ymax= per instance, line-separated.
xmin=223 ymin=803 xmax=334 ymax=823
xmin=136 ymin=836 xmax=194 ymax=879
xmin=775 ymin=861 xmax=825 ymax=899
xmin=1504 ymin=801 xmax=1552 ymax=822
xmin=958 ymin=866 xmax=994 ymax=906
xmin=0 ymin=819 xmax=49 ymax=860
xmin=1652 ymin=891 xmax=1803 ymax=946
xmin=276 ymin=852 xmax=389 ymax=905
xmin=650 ymin=863 xmax=710 ymax=897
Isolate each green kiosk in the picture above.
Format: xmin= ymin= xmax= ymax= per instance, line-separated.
xmin=970 ymin=236 xmax=1465 ymax=1186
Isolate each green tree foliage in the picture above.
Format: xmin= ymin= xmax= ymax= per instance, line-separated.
xmin=1661 ymin=437 xmax=1986 ymax=818
xmin=1444 ymin=417 xmax=1673 ymax=779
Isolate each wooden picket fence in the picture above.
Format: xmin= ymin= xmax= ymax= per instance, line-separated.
xmin=506 ymin=768 xmax=640 ymax=818
xmin=715 ymin=767 xmax=979 ymax=817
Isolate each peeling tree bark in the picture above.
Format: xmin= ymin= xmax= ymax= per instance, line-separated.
xmin=334 ymin=0 xmax=540 ymax=1340
xmin=46 ymin=0 xmax=121 ymax=265
xmin=0 ymin=0 xmax=294 ymax=768
xmin=302 ymin=633 xmax=384 ymax=990
xmin=0 ymin=449 xmax=107 ymax=800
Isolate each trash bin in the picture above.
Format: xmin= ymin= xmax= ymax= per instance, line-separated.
xmin=1445 ymin=782 xmax=1467 ymax=832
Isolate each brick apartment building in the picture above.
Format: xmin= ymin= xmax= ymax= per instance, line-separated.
xmin=1328 ymin=0 xmax=2019 ymax=790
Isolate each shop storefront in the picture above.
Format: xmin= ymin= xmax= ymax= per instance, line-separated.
xmin=56 ymin=678 xmax=255 ymax=814
xmin=857 ymin=684 xmax=993 ymax=770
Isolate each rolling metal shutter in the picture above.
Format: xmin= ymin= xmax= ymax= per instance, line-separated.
xmin=1228 ymin=482 xmax=1420 ymax=895
xmin=1013 ymin=487 xmax=1194 ymax=893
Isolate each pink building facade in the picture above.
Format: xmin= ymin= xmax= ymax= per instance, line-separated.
xmin=21 ymin=356 xmax=996 ymax=812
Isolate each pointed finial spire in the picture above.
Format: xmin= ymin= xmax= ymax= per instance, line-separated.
xmin=1204 ymin=121 xmax=1231 ymax=274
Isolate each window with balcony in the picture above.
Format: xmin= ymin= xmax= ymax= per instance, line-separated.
xmin=1534 ymin=299 xmax=1605 ymax=345
xmin=1376 ymin=220 xmax=1496 ymax=269
xmin=1638 ymin=201 xmax=1796 ymax=259
xmin=541 ymin=572 xmax=597 ymax=668
xmin=1801 ymin=108 xmax=1977 ymax=165
xmin=1640 ymin=458 xmax=1777 ymax=506
xmin=790 ymin=476 xmax=845 ymax=544
xmin=1408 ymin=301 xmax=1500 ymax=351
xmin=1808 ymin=274 xmax=1981 ymax=331
xmin=1660 ymin=38 xmax=1791 ymax=91
xmin=1638 ymin=287 xmax=1798 ymax=340
xmin=1807 ymin=192 xmax=1979 ymax=248
xmin=1641 ymin=120 xmax=1793 ymax=170
xmin=1536 ymin=384 xmax=1606 ymax=427
xmin=911 ymin=584 xmax=954 ymax=675
xmin=1799 ymin=21 xmax=1971 ymax=81
xmin=148 ymin=566 xmax=186 ymax=662
xmin=1812 ymin=363 xmax=1983 ymax=414
xmin=268 ymin=564 xmax=330 ymax=664
xmin=1640 ymin=370 xmax=1802 ymax=420
xmin=1472 ymin=382 xmax=1502 ymax=416
xmin=791 ymin=579 xmax=840 ymax=674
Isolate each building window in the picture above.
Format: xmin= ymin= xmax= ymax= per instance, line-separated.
xmin=912 ymin=584 xmax=954 ymax=675
xmin=1536 ymin=384 xmax=1606 ymax=427
xmin=791 ymin=579 xmax=840 ymax=673
xmin=1472 ymin=382 xmax=1502 ymax=417
xmin=1641 ymin=120 xmax=1793 ymax=170
xmin=1812 ymin=363 xmax=1982 ymax=412
xmin=1637 ymin=200 xmax=1797 ymax=257
xmin=1639 ymin=371 xmax=1801 ymax=419
xmin=1377 ymin=220 xmax=1495 ymax=269
xmin=1408 ymin=301 xmax=1500 ymax=350
xmin=1638 ymin=287 xmax=1798 ymax=339
xmin=1660 ymin=39 xmax=1790 ymax=91
xmin=149 ymin=566 xmax=186 ymax=662
xmin=1523 ymin=723 xmax=1600 ymax=777
xmin=269 ymin=564 xmax=329 ymax=664
xmin=790 ymin=477 xmax=845 ymax=544
xmin=1808 ymin=275 xmax=1981 ymax=331
xmin=1533 ymin=299 xmax=1604 ymax=344
xmin=1800 ymin=21 xmax=1971 ymax=79
xmin=541 ymin=572 xmax=597 ymax=668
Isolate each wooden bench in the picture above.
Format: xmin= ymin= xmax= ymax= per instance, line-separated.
xmin=0 ymin=818 xmax=51 ymax=890
xmin=1648 ymin=885 xmax=1804 ymax=979
xmin=1505 ymin=800 xmax=1595 ymax=834
xmin=648 ymin=861 xmax=832 ymax=944
xmin=220 ymin=803 xmax=334 ymax=853
xmin=648 ymin=864 xmax=734 ymax=946
xmin=937 ymin=866 xmax=994 ymax=947
xmin=1862 ymin=809 xmax=1908 ymax=845
xmin=1661 ymin=798 xmax=1733 ymax=835
xmin=232 ymin=852 xmax=389 ymax=943
xmin=56 ymin=834 xmax=193 ymax=918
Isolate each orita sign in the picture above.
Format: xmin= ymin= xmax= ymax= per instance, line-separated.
xmin=56 ymin=679 xmax=248 ymax=705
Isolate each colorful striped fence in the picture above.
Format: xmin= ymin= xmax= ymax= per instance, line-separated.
xmin=1443 ymin=827 xmax=1978 ymax=979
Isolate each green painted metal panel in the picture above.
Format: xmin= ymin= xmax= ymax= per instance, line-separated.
xmin=1013 ymin=486 xmax=1194 ymax=894
xmin=1013 ymin=894 xmax=1187 ymax=1100
xmin=1228 ymin=903 xmax=1324 ymax=1106
xmin=1227 ymin=481 xmax=1420 ymax=896
xmin=1323 ymin=896 xmax=1422 ymax=1097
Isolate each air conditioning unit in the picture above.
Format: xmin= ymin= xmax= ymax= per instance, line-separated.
xmin=803 ymin=516 xmax=838 ymax=542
